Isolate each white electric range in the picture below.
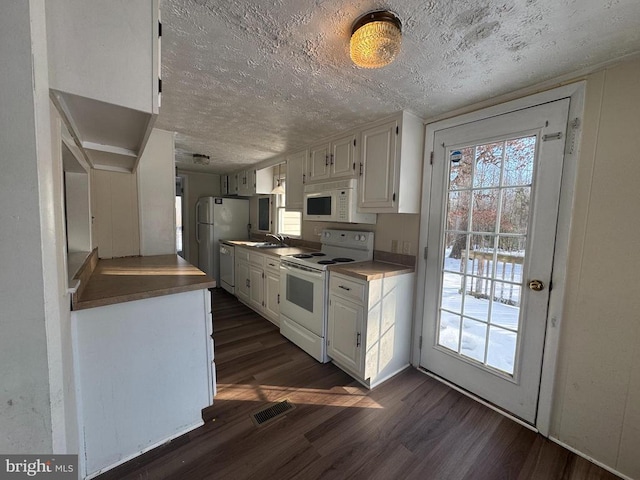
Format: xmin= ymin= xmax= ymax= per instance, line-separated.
xmin=279 ymin=229 xmax=374 ymax=362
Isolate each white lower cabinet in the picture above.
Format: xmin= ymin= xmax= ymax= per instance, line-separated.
xmin=327 ymin=271 xmax=415 ymax=388
xmin=235 ymin=249 xmax=250 ymax=304
xmin=264 ymin=259 xmax=281 ymax=325
xmin=248 ymin=263 xmax=265 ymax=311
xmin=328 ymin=295 xmax=364 ymax=373
xmin=235 ymin=247 xmax=280 ymax=326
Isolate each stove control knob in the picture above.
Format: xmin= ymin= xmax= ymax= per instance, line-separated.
xmin=324 ymin=232 xmax=331 ymax=238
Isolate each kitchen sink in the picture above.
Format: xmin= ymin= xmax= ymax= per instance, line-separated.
xmin=254 ymin=242 xmax=288 ymax=248
xmin=242 ymin=242 xmax=288 ymax=248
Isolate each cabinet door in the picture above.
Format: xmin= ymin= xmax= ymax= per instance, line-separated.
xmin=359 ymin=120 xmax=397 ymax=209
xmin=327 ymin=296 xmax=364 ymax=375
xmin=227 ymin=174 xmax=238 ymax=195
xmin=308 ymin=143 xmax=331 ymax=182
xmin=220 ymin=175 xmax=229 ymax=195
xmin=235 ymin=260 xmax=250 ymax=303
xmin=331 ymin=134 xmax=357 ymax=179
xmin=249 ymin=265 xmax=265 ymax=311
xmin=286 ymin=149 xmax=307 ymax=210
xmin=247 ymin=169 xmax=257 ymax=196
xmin=237 ymin=170 xmax=250 ymax=196
xmin=264 ymin=270 xmax=280 ymax=325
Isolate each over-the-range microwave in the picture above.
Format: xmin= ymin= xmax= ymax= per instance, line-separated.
xmin=303 ymin=179 xmax=376 ymax=224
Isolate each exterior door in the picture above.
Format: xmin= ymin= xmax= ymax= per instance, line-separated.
xmin=421 ymin=99 xmax=570 ymax=424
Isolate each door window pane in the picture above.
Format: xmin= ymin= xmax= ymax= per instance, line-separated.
xmin=487 ymin=326 xmax=517 ymax=373
xmin=439 ymin=311 xmax=461 ymax=352
xmin=473 ymin=142 xmax=503 ymax=188
xmin=437 ymin=135 xmax=537 ymax=376
xmin=461 ymin=318 xmax=487 ymax=363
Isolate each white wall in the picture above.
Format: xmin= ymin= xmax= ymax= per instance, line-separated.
xmin=138 ymin=129 xmax=176 ymax=256
xmin=550 ymin=59 xmax=640 ymax=478
xmin=0 ymin=0 xmax=53 ymax=453
xmin=65 ymin=171 xmax=92 ymax=253
xmin=176 ymin=170 xmax=221 ymax=266
xmin=91 ymin=170 xmax=141 ymax=258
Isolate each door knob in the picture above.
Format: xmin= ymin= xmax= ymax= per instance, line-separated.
xmin=528 ymin=279 xmax=544 ymax=291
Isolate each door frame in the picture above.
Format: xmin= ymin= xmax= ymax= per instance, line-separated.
xmin=412 ymin=82 xmax=586 ymax=435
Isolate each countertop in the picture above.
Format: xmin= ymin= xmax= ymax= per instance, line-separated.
xmin=72 ymin=254 xmax=215 ymax=311
xmin=328 ymin=260 xmax=415 ymax=281
xmin=224 ymin=240 xmax=314 ymax=258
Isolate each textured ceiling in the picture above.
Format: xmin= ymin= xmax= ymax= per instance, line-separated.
xmin=156 ymin=0 xmax=640 ymax=173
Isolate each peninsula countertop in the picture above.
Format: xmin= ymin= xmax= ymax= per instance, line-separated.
xmin=72 ymin=253 xmax=215 ymax=311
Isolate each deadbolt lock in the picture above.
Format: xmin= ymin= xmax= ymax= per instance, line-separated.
xmin=528 ymin=279 xmax=545 ymax=292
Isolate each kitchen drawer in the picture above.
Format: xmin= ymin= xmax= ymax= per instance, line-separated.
xmin=249 ymin=252 xmax=264 ymax=267
xmin=329 ymin=273 xmax=366 ymax=304
xmin=235 ymin=247 xmax=250 ymax=263
xmin=264 ymin=257 xmax=280 ymax=272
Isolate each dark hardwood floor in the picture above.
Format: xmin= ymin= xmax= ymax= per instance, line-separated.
xmin=97 ymin=289 xmax=620 ymax=480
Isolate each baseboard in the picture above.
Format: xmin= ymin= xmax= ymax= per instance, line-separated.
xmin=548 ymin=436 xmax=632 ymax=480
xmin=84 ymin=420 xmax=204 ymax=480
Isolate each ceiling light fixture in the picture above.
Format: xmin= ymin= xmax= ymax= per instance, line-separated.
xmin=271 ymin=163 xmax=285 ymax=195
xmin=350 ymin=10 xmax=402 ymax=69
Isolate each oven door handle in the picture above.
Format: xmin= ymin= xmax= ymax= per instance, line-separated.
xmin=280 ymin=263 xmax=324 ymax=280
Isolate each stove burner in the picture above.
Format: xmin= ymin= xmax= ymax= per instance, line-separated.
xmin=317 ymin=260 xmax=337 ymax=265
xmin=293 ymin=254 xmax=313 ymax=259
xmin=310 ymin=252 xmax=326 ymax=257
xmin=332 ymin=257 xmax=355 ymax=263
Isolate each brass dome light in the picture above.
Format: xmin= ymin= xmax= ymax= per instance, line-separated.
xmin=350 ymin=10 xmax=402 ymax=69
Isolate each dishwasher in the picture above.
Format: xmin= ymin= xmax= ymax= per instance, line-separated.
xmin=219 ymin=242 xmax=235 ymax=295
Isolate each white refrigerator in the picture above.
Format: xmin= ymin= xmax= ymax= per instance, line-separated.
xmin=196 ymin=197 xmax=249 ymax=286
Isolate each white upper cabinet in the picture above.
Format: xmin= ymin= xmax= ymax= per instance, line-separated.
xmin=236 ymin=170 xmax=252 ymax=196
xmin=331 ymin=133 xmax=359 ymax=179
xmin=46 ymin=0 xmax=160 ymax=173
xmin=308 ymin=143 xmax=331 ymax=182
xmin=286 ymin=149 xmax=308 ymax=211
xmin=236 ymin=167 xmax=273 ymax=196
xmin=358 ymin=112 xmax=424 ymax=213
xmin=307 ymin=133 xmax=358 ymax=183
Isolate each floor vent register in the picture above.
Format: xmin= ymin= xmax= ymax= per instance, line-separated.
xmin=251 ymin=400 xmax=295 ymax=427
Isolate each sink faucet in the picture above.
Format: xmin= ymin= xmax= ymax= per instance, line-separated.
xmin=266 ymin=233 xmax=287 ymax=246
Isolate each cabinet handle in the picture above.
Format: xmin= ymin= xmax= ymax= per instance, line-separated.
xmin=246 ymin=279 xmax=250 ymax=288
xmin=330 ymin=153 xmax=334 ymax=165
xmin=303 ymin=173 xmax=306 ymax=184
xmin=325 ymin=154 xmax=329 ymax=166
xmin=359 ymin=163 xmax=363 ymax=176
xmin=356 ymin=332 xmax=361 ymax=347
xmin=277 ymin=293 xmax=280 ymax=304
xmin=338 ymin=285 xmax=351 ymax=291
